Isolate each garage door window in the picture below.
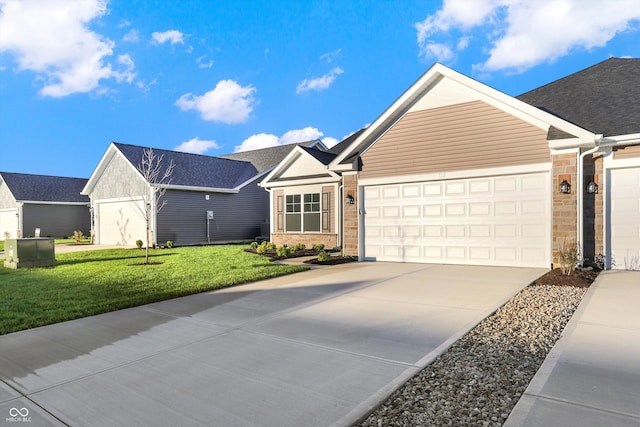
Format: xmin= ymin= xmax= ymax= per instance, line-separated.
xmin=285 ymin=193 xmax=322 ymax=232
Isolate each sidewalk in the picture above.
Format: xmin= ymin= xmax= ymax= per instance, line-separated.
xmin=505 ymin=270 xmax=640 ymax=427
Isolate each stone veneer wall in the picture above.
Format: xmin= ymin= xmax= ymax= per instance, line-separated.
xmin=342 ymin=173 xmax=358 ymax=257
xmin=552 ymin=153 xmax=578 ymax=267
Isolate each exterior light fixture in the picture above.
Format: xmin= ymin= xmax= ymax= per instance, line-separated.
xmin=559 ymin=179 xmax=571 ymax=194
xmin=345 ymin=194 xmax=355 ymax=205
xmin=586 ymin=180 xmax=598 ymax=194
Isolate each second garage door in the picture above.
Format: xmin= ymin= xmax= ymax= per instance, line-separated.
xmin=363 ymin=172 xmax=551 ymax=268
xmin=97 ymin=200 xmax=146 ymax=246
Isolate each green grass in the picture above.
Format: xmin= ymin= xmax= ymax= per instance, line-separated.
xmin=0 ymin=245 xmax=307 ymax=335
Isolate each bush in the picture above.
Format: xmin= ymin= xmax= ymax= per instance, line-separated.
xmin=292 ymin=243 xmax=306 ymax=252
xmin=250 ymin=241 xmax=259 ymax=249
xmin=256 ymin=241 xmax=276 ymax=255
xmin=313 ymin=243 xmax=325 ymax=252
xmin=71 ymin=230 xmax=85 ymax=244
xmin=136 ymin=240 xmax=143 ymax=249
xmin=317 ymin=250 xmax=332 ymax=263
xmin=166 ymin=240 xmax=174 ymax=249
xmin=276 ymin=246 xmax=290 ymax=257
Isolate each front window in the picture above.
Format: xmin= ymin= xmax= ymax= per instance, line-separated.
xmin=303 ymin=193 xmax=320 ymax=232
xmin=284 ymin=193 xmax=322 ymax=232
xmin=285 ymin=194 xmax=301 ymax=231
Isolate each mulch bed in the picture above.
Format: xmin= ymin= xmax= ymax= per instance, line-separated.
xmin=244 ymin=248 xmax=321 ymax=260
xmin=533 ymin=268 xmax=600 ymax=288
xmin=304 ymin=256 xmax=357 ymax=265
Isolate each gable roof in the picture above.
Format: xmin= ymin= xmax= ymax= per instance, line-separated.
xmin=517 ymin=58 xmax=640 ymax=137
xmin=332 ymin=63 xmax=600 ymax=169
xmin=218 ymin=140 xmax=323 ymax=173
xmin=113 ymin=143 xmax=259 ymax=189
xmin=0 ymin=172 xmax=89 ymax=204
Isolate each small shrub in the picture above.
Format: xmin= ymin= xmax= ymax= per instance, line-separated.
xmin=292 ymin=243 xmax=306 ymax=252
xmin=265 ymin=241 xmax=276 ymax=250
xmin=276 ymin=246 xmax=290 ymax=257
xmin=166 ymin=240 xmax=174 ymax=249
xmin=313 ymin=243 xmax=325 ymax=252
xmin=136 ymin=240 xmax=143 ymax=249
xmin=559 ymin=240 xmax=580 ymax=275
xmin=317 ymin=250 xmax=332 ymax=263
xmin=250 ymin=241 xmax=259 ymax=249
xmin=71 ymin=230 xmax=84 ymax=244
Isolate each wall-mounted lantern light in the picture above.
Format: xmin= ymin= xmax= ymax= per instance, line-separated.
xmin=586 ymin=180 xmax=598 ymax=194
xmin=559 ymin=179 xmax=571 ymax=194
xmin=345 ymin=194 xmax=355 ymax=205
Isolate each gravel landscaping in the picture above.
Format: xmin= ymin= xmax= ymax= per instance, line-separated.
xmin=356 ymin=271 xmax=594 ymax=427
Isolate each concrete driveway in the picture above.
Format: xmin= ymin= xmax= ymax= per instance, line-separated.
xmin=0 ymin=262 xmax=544 ymax=426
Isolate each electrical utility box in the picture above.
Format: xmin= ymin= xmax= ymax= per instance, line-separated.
xmin=3 ymin=238 xmax=56 ymax=269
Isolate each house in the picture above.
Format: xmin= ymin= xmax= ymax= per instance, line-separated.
xmin=0 ymin=172 xmax=90 ymax=239
xmin=261 ymin=58 xmax=640 ymax=270
xmin=82 ymin=141 xmax=321 ymax=246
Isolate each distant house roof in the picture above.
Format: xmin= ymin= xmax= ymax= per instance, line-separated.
xmin=0 ymin=172 xmax=89 ymax=204
xmin=517 ymin=58 xmax=640 ymax=137
xmin=113 ymin=143 xmax=259 ymax=189
xmin=327 ymin=128 xmax=367 ymax=156
xmin=218 ymin=140 xmax=323 ymax=173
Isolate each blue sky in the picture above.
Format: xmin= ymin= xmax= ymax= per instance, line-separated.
xmin=1 ymin=0 xmax=639 ymax=178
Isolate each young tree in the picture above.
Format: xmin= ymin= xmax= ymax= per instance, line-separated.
xmin=135 ymin=148 xmax=175 ymax=264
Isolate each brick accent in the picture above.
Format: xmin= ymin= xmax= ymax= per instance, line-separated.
xmin=270 ymin=233 xmax=338 ymax=249
xmin=343 ymin=173 xmax=359 ymax=257
xmin=552 ymin=153 xmax=578 ymax=267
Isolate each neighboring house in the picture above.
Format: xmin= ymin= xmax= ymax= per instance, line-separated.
xmin=0 ymin=172 xmax=90 ymax=239
xmin=82 ymin=141 xmax=320 ymax=246
xmin=261 ymin=58 xmax=640 ymax=270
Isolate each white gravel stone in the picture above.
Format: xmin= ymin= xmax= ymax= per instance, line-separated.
xmin=356 ymin=284 xmax=587 ymax=427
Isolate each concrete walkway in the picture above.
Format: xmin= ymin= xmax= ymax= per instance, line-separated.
xmin=0 ymin=262 xmax=542 ymax=427
xmin=505 ymin=270 xmax=640 ymax=427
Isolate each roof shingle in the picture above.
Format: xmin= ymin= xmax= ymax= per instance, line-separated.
xmin=0 ymin=172 xmax=89 ymax=203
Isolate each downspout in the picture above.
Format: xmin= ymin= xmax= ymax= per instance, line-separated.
xmin=338 ymin=184 xmax=343 ymax=249
xmin=577 ymin=135 xmax=603 ymax=265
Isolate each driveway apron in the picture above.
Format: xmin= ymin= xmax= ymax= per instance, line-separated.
xmin=0 ymin=262 xmax=543 ymax=427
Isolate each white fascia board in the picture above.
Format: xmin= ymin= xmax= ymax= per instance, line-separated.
xmin=234 ymin=169 xmax=272 ymax=191
xmin=330 ymin=63 xmax=596 ymax=168
xmin=604 ymin=133 xmax=640 ymax=144
xmin=358 ymin=162 xmax=552 ymax=187
xmin=160 ymin=184 xmax=238 ymax=194
xmin=82 ymin=143 xmax=147 ymax=195
xmin=261 ymin=146 xmax=340 ymax=188
xmin=261 ymin=176 xmax=342 ymax=188
xmin=18 ymin=200 xmax=90 ymax=206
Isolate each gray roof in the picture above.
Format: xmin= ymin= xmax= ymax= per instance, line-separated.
xmin=517 ymin=58 xmax=640 ymax=136
xmin=113 ymin=143 xmax=259 ymax=189
xmin=299 ymin=146 xmax=337 ymax=165
xmin=219 ymin=140 xmax=320 ymax=173
xmin=0 ymin=172 xmax=89 ymax=203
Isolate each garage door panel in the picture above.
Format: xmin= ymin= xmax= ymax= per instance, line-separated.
xmin=97 ymin=200 xmax=146 ymax=246
xmin=0 ymin=209 xmax=18 ymax=238
xmin=364 ymin=172 xmax=551 ymax=268
xmin=609 ymin=167 xmax=640 ymax=269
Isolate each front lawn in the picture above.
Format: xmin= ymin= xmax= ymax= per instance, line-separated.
xmin=0 ymin=245 xmax=307 ymax=335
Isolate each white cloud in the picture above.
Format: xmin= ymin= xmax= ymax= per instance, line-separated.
xmin=175 ymin=79 xmax=256 ymax=124
xmin=234 ymin=127 xmax=328 ymax=152
xmin=322 ymin=137 xmax=340 ymax=148
xmin=0 ymin=0 xmax=136 ymax=97
xmin=152 ymin=30 xmax=184 ymax=45
xmin=320 ymin=49 xmax=342 ymax=63
xmin=196 ymin=55 xmax=214 ymax=68
xmin=123 ymin=29 xmax=140 ymax=43
xmin=296 ymin=67 xmax=344 ymax=94
xmin=415 ymin=0 xmax=640 ymax=72
xmin=174 ymin=137 xmax=220 ymax=155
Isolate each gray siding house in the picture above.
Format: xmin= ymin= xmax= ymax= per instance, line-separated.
xmin=82 ymin=142 xmax=319 ymax=246
xmin=0 ymin=172 xmax=90 ymax=239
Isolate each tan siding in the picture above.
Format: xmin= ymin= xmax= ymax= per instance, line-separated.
xmin=360 ymin=100 xmax=550 ymax=179
xmin=322 ymin=185 xmax=335 ymax=233
xmin=613 ymin=144 xmax=640 ymax=159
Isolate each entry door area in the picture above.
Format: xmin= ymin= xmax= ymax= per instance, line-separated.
xmin=608 ymin=167 xmax=640 ymax=270
xmin=363 ymin=172 xmax=551 ymax=268
xmin=96 ymin=200 xmax=146 ymax=246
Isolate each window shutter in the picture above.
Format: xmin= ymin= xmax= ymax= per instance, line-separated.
xmin=322 ymin=192 xmax=330 ymax=232
xmin=276 ymin=195 xmax=284 ymax=232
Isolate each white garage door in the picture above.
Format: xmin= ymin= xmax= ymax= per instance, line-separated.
xmin=0 ymin=209 xmax=18 ymax=238
xmin=363 ymin=172 xmax=551 ymax=268
xmin=609 ymin=167 xmax=640 ymax=270
xmin=97 ymin=200 xmax=146 ymax=246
